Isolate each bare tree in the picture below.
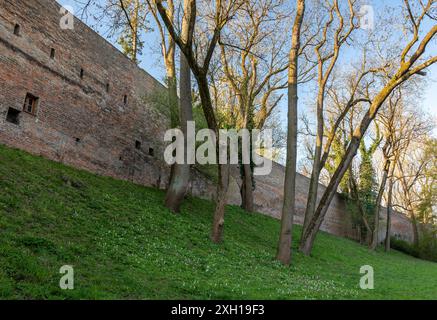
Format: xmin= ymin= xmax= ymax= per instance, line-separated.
xmin=300 ymin=0 xmax=437 ymax=255
xmin=154 ymin=0 xmax=243 ymax=242
xmin=276 ymin=0 xmax=306 ymax=265
xmin=77 ymin=0 xmax=151 ymax=63
xmin=159 ymin=0 xmax=195 ymax=213
xmin=300 ymin=0 xmax=358 ymax=239
xmin=218 ymin=0 xmax=290 ymax=212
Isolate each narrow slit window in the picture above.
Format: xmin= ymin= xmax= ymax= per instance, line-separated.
xmin=80 ymin=68 xmax=84 ymax=79
xmin=123 ymin=95 xmax=128 ymax=105
xmin=148 ymin=148 xmax=155 ymax=157
xmin=106 ymin=83 xmax=110 ymax=93
xmin=135 ymin=140 xmax=141 ymax=150
xmin=23 ymin=93 xmax=39 ymax=115
xmin=6 ymin=108 xmax=20 ymax=125
xmin=14 ymin=24 xmax=20 ymax=36
xmin=50 ymin=48 xmax=55 ymax=59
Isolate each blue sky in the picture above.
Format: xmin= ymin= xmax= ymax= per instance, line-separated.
xmin=61 ymin=0 xmax=436 ymax=138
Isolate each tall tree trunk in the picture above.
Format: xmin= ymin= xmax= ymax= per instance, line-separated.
xmin=276 ymin=0 xmax=305 ymax=265
xmin=165 ymin=54 xmax=193 ymax=212
xmin=370 ymin=159 xmax=390 ymax=250
xmin=300 ymin=91 xmax=323 ymax=245
xmin=164 ymin=2 xmax=193 ymax=213
xmin=240 ymin=103 xmax=255 ymax=212
xmin=194 ymin=73 xmax=228 ymax=243
xmin=241 ymin=163 xmax=254 ymax=212
xmin=132 ymin=0 xmax=139 ymax=63
xmin=162 ymin=0 xmax=177 ymax=128
xmin=385 ymin=175 xmax=394 ymax=252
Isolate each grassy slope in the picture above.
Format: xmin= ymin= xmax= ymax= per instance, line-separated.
xmin=0 ymin=144 xmax=436 ymax=300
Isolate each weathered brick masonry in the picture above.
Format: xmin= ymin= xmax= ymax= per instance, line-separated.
xmin=0 ymin=0 xmax=413 ymax=243
xmin=0 ymin=0 xmax=170 ymax=188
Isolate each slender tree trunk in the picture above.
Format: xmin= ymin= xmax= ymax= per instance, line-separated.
xmin=300 ymin=92 xmax=323 ymax=246
xmin=300 ymin=137 xmax=366 ymax=254
xmin=276 ymin=0 xmax=305 ymax=265
xmin=132 ymin=0 xmax=139 ymax=63
xmin=301 ymin=6 xmax=343 ymax=239
xmin=164 ymin=3 xmax=193 ymax=213
xmin=162 ymin=0 xmax=177 ymax=128
xmin=165 ymin=54 xmax=193 ymax=212
xmin=165 ymin=68 xmax=178 ymax=126
xmin=300 ymin=79 xmax=400 ymax=256
xmin=163 ymin=57 xmax=178 ymax=199
xmin=350 ymin=173 xmax=372 ymax=245
xmin=385 ymin=175 xmax=394 ymax=252
xmin=239 ymin=104 xmax=255 ymax=212
xmin=211 ymin=163 xmax=230 ymax=243
xmin=194 ymin=73 xmax=228 ymax=243
xmin=241 ymin=163 xmax=254 ymax=212
xmin=370 ymin=159 xmax=390 ymax=250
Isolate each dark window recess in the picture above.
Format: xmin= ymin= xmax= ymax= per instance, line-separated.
xmin=80 ymin=68 xmax=84 ymax=79
xmin=23 ymin=93 xmax=39 ymax=115
xmin=123 ymin=95 xmax=128 ymax=105
xmin=6 ymin=108 xmax=20 ymax=125
xmin=14 ymin=24 xmax=20 ymax=36
xmin=106 ymin=83 xmax=110 ymax=93
xmin=135 ymin=140 xmax=141 ymax=150
xmin=148 ymin=148 xmax=154 ymax=157
xmin=75 ymin=137 xmax=81 ymax=144
xmin=50 ymin=48 xmax=55 ymax=59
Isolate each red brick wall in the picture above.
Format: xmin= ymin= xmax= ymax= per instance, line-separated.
xmin=0 ymin=0 xmax=170 ymax=188
xmin=251 ymin=163 xmax=414 ymax=243
xmin=191 ymin=162 xmax=414 ymax=243
xmin=0 ymin=0 xmax=414 ymax=243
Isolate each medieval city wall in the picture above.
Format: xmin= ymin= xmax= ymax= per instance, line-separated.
xmin=0 ymin=0 xmax=414 ymax=243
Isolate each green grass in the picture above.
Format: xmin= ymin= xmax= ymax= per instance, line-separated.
xmin=0 ymin=144 xmax=436 ymax=300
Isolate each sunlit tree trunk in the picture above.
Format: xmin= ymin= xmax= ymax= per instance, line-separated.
xmin=131 ymin=0 xmax=140 ymax=63
xmin=164 ymin=0 xmax=193 ymax=213
xmin=276 ymin=0 xmax=305 ymax=265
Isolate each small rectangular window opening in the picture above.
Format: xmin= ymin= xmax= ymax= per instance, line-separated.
xmin=149 ymin=148 xmax=155 ymax=157
xmin=6 ymin=108 xmax=21 ymax=125
xmin=106 ymin=83 xmax=110 ymax=93
xmin=124 ymin=95 xmax=128 ymax=105
xmin=23 ymin=93 xmax=39 ymax=115
xmin=50 ymin=48 xmax=55 ymax=59
xmin=80 ymin=68 xmax=84 ymax=79
xmin=75 ymin=137 xmax=81 ymax=144
xmin=14 ymin=24 xmax=20 ymax=36
xmin=135 ymin=140 xmax=141 ymax=150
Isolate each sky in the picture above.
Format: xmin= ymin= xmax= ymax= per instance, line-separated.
xmin=60 ymin=0 xmax=436 ymax=140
